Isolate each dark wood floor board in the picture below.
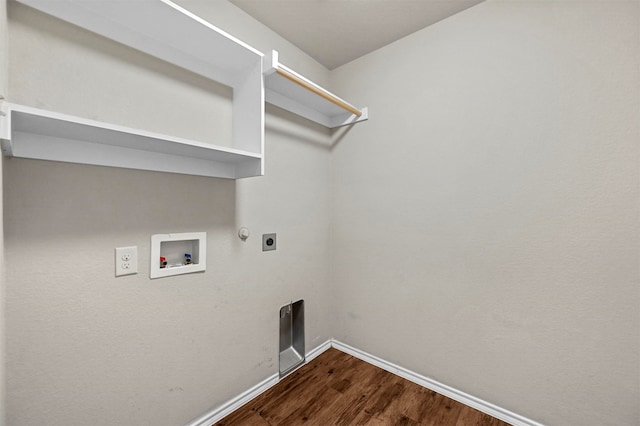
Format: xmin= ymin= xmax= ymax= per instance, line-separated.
xmin=328 ymin=366 xmax=391 ymax=425
xmin=391 ymin=381 xmax=439 ymax=423
xmin=456 ymin=406 xmax=507 ymax=426
xmin=214 ymin=348 xmax=512 ymax=426
xmin=419 ymin=393 xmax=464 ymax=426
xmin=350 ymin=376 xmax=407 ymax=424
xmin=215 ymin=408 xmax=268 ymax=426
xmin=371 ymin=381 xmax=437 ymax=424
xmin=246 ymin=359 xmax=330 ymax=424
xmin=278 ymin=384 xmax=340 ymax=425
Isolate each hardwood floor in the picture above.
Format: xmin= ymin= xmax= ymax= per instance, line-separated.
xmin=214 ymin=348 xmax=511 ymax=425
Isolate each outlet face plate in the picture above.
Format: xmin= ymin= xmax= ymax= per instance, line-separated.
xmin=262 ymin=233 xmax=277 ymax=251
xmin=115 ymin=246 xmax=138 ymax=276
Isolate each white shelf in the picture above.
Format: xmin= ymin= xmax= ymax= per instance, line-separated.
xmin=0 ymin=103 xmax=263 ymax=179
xmin=264 ymin=51 xmax=368 ymax=129
xmin=7 ymin=1 xmax=368 ymax=178
xmin=12 ymin=0 xmax=265 ymax=178
xmin=17 ymin=0 xmax=262 ymax=88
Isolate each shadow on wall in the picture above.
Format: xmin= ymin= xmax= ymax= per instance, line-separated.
xmin=330 ymin=124 xmax=354 ymax=150
xmin=9 ymin=2 xmax=233 ymax=105
xmin=2 ymin=158 xmax=237 ymax=242
xmin=8 ymin=2 xmax=233 ymax=147
xmin=265 ymin=104 xmax=332 ymax=151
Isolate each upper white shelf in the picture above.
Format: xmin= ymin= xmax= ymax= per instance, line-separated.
xmin=8 ymin=1 xmax=367 ymax=179
xmin=12 ymin=0 xmax=265 ymax=178
xmin=17 ymin=0 xmax=263 ymax=88
xmin=264 ymin=51 xmax=368 ymax=129
xmin=0 ymin=103 xmax=263 ymax=179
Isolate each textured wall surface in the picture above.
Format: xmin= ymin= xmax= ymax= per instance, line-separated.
xmin=1 ymin=0 xmax=7 ymax=424
xmin=330 ymin=1 xmax=639 ymax=425
xmin=4 ymin=1 xmax=332 ymax=425
xmin=0 ymin=0 xmax=5 ymax=99
xmin=3 ymin=0 xmax=639 ymax=425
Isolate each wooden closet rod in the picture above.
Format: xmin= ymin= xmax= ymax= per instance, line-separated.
xmin=275 ymin=68 xmax=363 ymax=117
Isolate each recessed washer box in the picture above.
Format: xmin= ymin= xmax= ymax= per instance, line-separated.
xmin=150 ymin=232 xmax=206 ymax=279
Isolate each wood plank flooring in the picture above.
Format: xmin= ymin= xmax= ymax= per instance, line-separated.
xmin=214 ymin=348 xmax=511 ymax=425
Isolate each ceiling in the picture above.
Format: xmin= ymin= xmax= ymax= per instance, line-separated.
xmin=229 ymin=0 xmax=484 ymax=70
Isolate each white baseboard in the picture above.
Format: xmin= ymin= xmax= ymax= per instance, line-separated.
xmin=187 ymin=372 xmax=279 ymax=426
xmin=331 ymin=340 xmax=544 ymax=426
xmin=304 ymin=339 xmax=333 ymax=363
xmin=186 ymin=340 xmax=332 ymax=426
xmin=188 ymin=338 xmax=543 ymax=426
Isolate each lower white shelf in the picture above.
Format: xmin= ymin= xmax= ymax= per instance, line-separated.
xmin=0 ymin=102 xmax=263 ymax=179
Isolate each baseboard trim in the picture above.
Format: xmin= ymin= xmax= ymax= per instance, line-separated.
xmin=188 ymin=338 xmax=543 ymax=426
xmin=187 ymin=372 xmax=278 ymax=426
xmin=331 ymin=340 xmax=544 ymax=426
xmin=305 ymin=339 xmax=333 ymax=363
xmin=187 ymin=340 xmax=332 ymax=426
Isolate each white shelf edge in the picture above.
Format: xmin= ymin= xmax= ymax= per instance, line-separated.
xmin=159 ymin=0 xmax=263 ymax=58
xmin=263 ymin=50 xmax=368 ymax=129
xmin=0 ymin=102 xmax=263 ymax=179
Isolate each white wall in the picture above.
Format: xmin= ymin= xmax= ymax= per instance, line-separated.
xmin=4 ymin=0 xmax=639 ymax=425
xmin=0 ymin=0 xmax=7 ymax=424
xmin=330 ymin=1 xmax=639 ymax=425
xmin=0 ymin=0 xmax=5 ymax=99
xmin=3 ymin=1 xmax=332 ymax=425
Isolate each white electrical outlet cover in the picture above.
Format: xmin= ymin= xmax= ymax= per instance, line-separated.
xmin=115 ymin=246 xmax=138 ymax=277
